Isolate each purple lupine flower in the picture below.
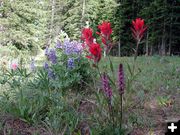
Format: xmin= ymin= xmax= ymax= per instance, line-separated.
xmin=64 ymin=40 xmax=73 ymax=55
xmin=45 ymin=47 xmax=49 ymax=56
xmin=56 ymin=40 xmax=63 ymax=49
xmin=43 ymin=62 xmax=49 ymax=70
xmin=118 ymin=64 xmax=125 ymax=95
xmin=101 ymin=73 xmax=112 ymax=100
xmin=30 ymin=59 xmax=36 ymax=71
xmin=48 ymin=49 xmax=57 ymax=64
xmin=67 ymin=58 xmax=75 ymax=69
xmin=48 ymin=69 xmax=55 ymax=79
xmin=63 ymin=40 xmax=83 ymax=55
xmin=73 ymin=41 xmax=83 ymax=54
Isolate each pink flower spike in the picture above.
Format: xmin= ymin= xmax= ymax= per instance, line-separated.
xmin=118 ymin=64 xmax=125 ymax=95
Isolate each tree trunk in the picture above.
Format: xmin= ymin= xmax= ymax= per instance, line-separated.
xmin=150 ymin=45 xmax=153 ymax=56
xmin=118 ymin=39 xmax=121 ymax=57
xmin=160 ymin=17 xmax=166 ymax=56
xmin=158 ymin=43 xmax=161 ymax=55
xmin=160 ymin=1 xmax=167 ymax=56
xmin=145 ymin=31 xmax=149 ymax=56
xmin=168 ymin=2 xmax=174 ymax=56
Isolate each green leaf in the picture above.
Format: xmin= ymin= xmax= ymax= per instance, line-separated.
xmin=127 ymin=63 xmax=133 ymax=76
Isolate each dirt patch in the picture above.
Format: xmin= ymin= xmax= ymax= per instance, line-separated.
xmin=129 ymin=95 xmax=180 ymax=135
xmin=0 ymin=115 xmax=51 ymax=135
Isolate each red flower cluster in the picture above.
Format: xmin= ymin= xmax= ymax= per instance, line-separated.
xmin=131 ymin=18 xmax=147 ymax=42
xmin=81 ymin=28 xmax=94 ymax=47
xmin=86 ymin=43 xmax=102 ymax=63
xmin=97 ymin=21 xmax=113 ymax=53
xmin=82 ymin=28 xmax=101 ymax=63
xmin=81 ymin=21 xmax=113 ymax=63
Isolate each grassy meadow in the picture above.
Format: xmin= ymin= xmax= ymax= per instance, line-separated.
xmin=0 ymin=54 xmax=179 ymax=134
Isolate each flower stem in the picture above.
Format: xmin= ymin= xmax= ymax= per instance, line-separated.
xmin=134 ymin=40 xmax=139 ymax=61
xmin=108 ymin=55 xmax=116 ymax=83
xmin=120 ymin=94 xmax=123 ymax=130
xmin=132 ymin=40 xmax=140 ymax=74
xmin=97 ymin=64 xmax=102 ymax=78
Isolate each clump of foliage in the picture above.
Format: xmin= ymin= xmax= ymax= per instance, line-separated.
xmin=0 ymin=34 xmax=96 ymax=133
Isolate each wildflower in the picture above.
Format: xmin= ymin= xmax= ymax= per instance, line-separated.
xmin=64 ymin=40 xmax=83 ymax=55
xmin=56 ymin=40 xmax=63 ymax=49
xmin=43 ymin=62 xmax=49 ymax=70
xmin=73 ymin=41 xmax=83 ymax=55
xmin=86 ymin=43 xmax=102 ymax=63
xmin=67 ymin=58 xmax=75 ymax=69
xmin=11 ymin=63 xmax=18 ymax=70
xmin=101 ymin=73 xmax=112 ymax=100
xmin=30 ymin=59 xmax=36 ymax=71
xmin=48 ymin=69 xmax=55 ymax=79
xmin=97 ymin=21 xmax=113 ymax=53
xmin=97 ymin=21 xmax=112 ymax=40
xmin=10 ymin=60 xmax=18 ymax=70
xmin=131 ymin=18 xmax=147 ymax=42
xmin=81 ymin=28 xmax=94 ymax=46
xmin=118 ymin=64 xmax=125 ymax=95
xmin=48 ymin=49 xmax=57 ymax=64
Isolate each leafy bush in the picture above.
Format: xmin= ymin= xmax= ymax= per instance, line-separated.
xmin=0 ymin=36 xmax=95 ymax=133
xmin=0 ymin=58 xmax=82 ymax=133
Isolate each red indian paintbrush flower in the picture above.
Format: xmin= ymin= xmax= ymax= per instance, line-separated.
xmin=97 ymin=21 xmax=113 ymax=53
xmin=86 ymin=43 xmax=102 ymax=63
xmin=131 ymin=18 xmax=147 ymax=42
xmin=101 ymin=73 xmax=112 ymax=100
xmin=118 ymin=64 xmax=125 ymax=95
xmin=81 ymin=28 xmax=94 ymax=47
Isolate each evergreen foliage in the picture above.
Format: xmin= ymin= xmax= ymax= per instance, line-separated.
xmin=0 ymin=0 xmax=48 ymax=50
xmin=0 ymin=0 xmax=179 ymax=55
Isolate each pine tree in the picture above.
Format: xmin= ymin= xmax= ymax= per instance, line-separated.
xmin=0 ymin=0 xmax=48 ymax=50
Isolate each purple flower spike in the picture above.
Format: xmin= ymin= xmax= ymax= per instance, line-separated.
xmin=63 ymin=40 xmax=83 ymax=55
xmin=67 ymin=58 xmax=75 ymax=69
xmin=101 ymin=73 xmax=112 ymax=100
xmin=48 ymin=49 xmax=57 ymax=64
xmin=118 ymin=64 xmax=125 ymax=95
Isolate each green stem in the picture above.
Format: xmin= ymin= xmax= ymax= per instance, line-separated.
xmin=134 ymin=40 xmax=139 ymax=61
xmin=132 ymin=40 xmax=140 ymax=75
xmin=97 ymin=64 xmax=102 ymax=78
xmin=111 ymin=103 xmax=115 ymax=128
xmin=108 ymin=55 xmax=116 ymax=83
xmin=108 ymin=101 xmax=114 ymax=128
xmin=20 ymin=88 xmax=23 ymax=102
xmin=120 ymin=94 xmax=123 ymax=130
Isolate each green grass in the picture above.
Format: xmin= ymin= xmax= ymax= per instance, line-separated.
xmin=111 ymin=56 xmax=180 ymax=92
xmin=106 ymin=56 xmax=180 ymax=131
